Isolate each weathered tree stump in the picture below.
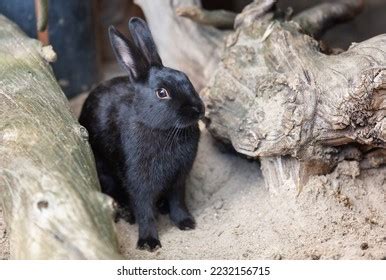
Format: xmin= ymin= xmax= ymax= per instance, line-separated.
xmin=0 ymin=15 xmax=121 ymax=259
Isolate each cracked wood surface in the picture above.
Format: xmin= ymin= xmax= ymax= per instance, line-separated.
xmin=203 ymin=1 xmax=386 ymax=162
xmin=0 ymin=15 xmax=121 ymax=259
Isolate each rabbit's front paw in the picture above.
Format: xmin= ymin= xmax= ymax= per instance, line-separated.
xmin=137 ymin=237 xmax=162 ymax=252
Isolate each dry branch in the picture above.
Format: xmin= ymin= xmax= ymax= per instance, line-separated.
xmin=293 ymin=0 xmax=364 ymax=39
xmin=176 ymin=6 xmax=236 ymax=29
xmin=0 ymin=15 xmax=121 ymax=259
xmin=36 ymin=0 xmax=49 ymax=32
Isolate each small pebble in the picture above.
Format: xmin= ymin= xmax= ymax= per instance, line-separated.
xmin=311 ymin=254 xmax=321 ymax=260
xmin=360 ymin=242 xmax=369 ymax=250
xmin=273 ymin=254 xmax=283 ymax=260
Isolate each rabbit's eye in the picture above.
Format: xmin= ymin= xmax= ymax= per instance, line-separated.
xmin=156 ymin=88 xmax=170 ymax=99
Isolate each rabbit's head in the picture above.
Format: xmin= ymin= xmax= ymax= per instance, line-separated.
xmin=109 ymin=18 xmax=205 ymax=130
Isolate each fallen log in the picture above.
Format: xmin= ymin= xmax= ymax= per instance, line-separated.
xmin=0 ymin=15 xmax=121 ymax=259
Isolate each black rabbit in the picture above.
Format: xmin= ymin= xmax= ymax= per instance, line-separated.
xmin=79 ymin=18 xmax=204 ymax=251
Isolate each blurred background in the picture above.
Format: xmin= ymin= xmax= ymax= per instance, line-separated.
xmin=0 ymin=0 xmax=385 ymax=99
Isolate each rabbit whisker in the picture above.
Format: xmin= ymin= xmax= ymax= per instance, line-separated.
xmin=167 ymin=119 xmax=184 ymax=152
xmin=163 ymin=120 xmax=178 ymax=152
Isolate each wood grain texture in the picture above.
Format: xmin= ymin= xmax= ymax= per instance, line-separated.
xmin=0 ymin=15 xmax=121 ymax=259
xmin=202 ymin=0 xmax=386 ymax=189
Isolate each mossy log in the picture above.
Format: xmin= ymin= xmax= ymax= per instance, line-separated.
xmin=0 ymin=15 xmax=121 ymax=259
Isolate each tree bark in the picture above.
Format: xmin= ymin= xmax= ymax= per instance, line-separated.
xmin=0 ymin=15 xmax=121 ymax=259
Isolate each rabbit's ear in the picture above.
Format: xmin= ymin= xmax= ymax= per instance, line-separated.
xmin=128 ymin=17 xmax=162 ymax=67
xmin=109 ymin=26 xmax=149 ymax=81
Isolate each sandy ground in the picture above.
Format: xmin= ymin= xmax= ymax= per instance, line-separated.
xmin=115 ymin=129 xmax=386 ymax=260
xmin=3 ymin=126 xmax=383 ymax=259
xmin=1 ymin=65 xmax=385 ymax=259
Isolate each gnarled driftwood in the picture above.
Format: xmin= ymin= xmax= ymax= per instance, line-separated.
xmin=203 ymin=0 xmax=386 ymax=190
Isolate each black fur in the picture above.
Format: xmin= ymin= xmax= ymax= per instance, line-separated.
xmin=79 ymin=18 xmax=204 ymax=251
